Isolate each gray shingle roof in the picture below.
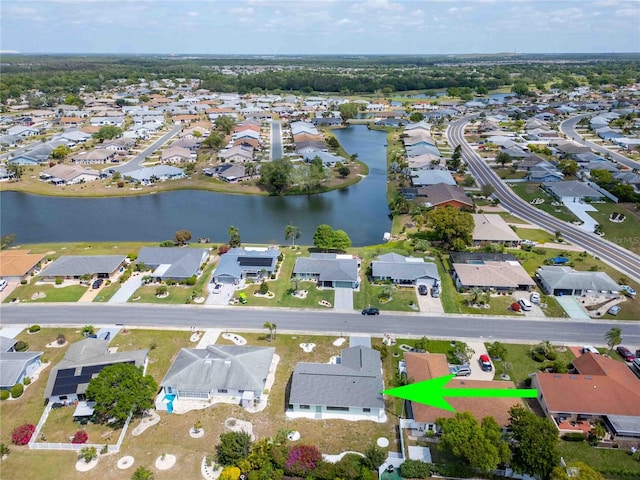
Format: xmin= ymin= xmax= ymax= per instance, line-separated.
xmin=1 ymin=336 xmax=18 ymax=352
xmin=289 ymin=346 xmax=384 ymax=409
xmin=544 ymin=180 xmax=604 ymax=199
xmin=43 ymin=255 xmax=126 ymax=277
xmin=137 ymin=247 xmax=208 ymax=279
xmin=213 ymin=247 xmax=280 ymax=281
xmin=0 ymin=352 xmax=42 ymax=388
xmin=372 ymin=254 xmax=439 ymax=282
xmin=161 ymin=345 xmax=275 ymax=393
xmin=293 ymin=256 xmax=358 ymax=283
xmin=537 ymin=266 xmax=620 ymax=292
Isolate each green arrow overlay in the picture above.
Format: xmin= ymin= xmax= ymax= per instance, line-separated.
xmin=382 ymin=374 xmax=538 ymax=412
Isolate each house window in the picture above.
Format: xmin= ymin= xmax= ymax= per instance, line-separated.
xmin=299 ymin=405 xmax=310 ymax=410
xmin=363 ymin=408 xmax=371 ymax=413
xmin=218 ymin=389 xmax=228 ymax=394
xmin=327 ymin=406 xmax=349 ymax=411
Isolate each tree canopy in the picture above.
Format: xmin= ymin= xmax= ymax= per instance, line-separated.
xmin=216 ymin=431 xmax=252 ymax=466
xmin=86 ymin=363 xmax=157 ymax=426
xmin=338 ymin=103 xmax=359 ymax=121
xmin=174 ymin=229 xmax=192 ymax=245
xmin=426 ymin=207 xmax=474 ymax=250
xmin=259 ymin=158 xmax=293 ymax=194
xmin=312 ymin=224 xmax=352 ymax=251
xmin=93 ymin=125 xmax=123 ymax=141
xmin=214 ymin=115 xmax=236 ymax=135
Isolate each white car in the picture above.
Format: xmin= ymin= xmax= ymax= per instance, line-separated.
xmin=212 ymin=284 xmax=223 ymax=294
xmin=0 ymin=279 xmax=7 ymax=292
xmin=530 ymin=292 xmax=541 ymax=304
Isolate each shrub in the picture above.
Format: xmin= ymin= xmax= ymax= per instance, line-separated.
xmin=78 ymin=446 xmax=97 ymax=462
xmin=0 ymin=390 xmax=9 ymax=401
xmin=55 ymin=277 xmax=63 ymax=285
xmin=284 ymin=444 xmax=322 ymax=476
xmin=562 ymin=432 xmax=586 ymax=442
xmin=219 ymin=466 xmax=241 ymax=480
xmin=0 ymin=443 xmax=10 ymax=457
xmin=127 ymin=254 xmax=138 ymax=261
xmin=510 ymin=302 xmax=521 ymax=312
xmin=270 ymin=274 xmax=276 ymax=280
xmin=28 ymin=325 xmax=41 ymax=333
xmin=531 ymin=350 xmax=546 ymax=362
xmin=186 ymin=276 xmax=197 ymax=286
xmin=546 ymin=350 xmax=558 ymax=361
xmin=155 ymin=285 xmax=168 ymax=296
xmin=72 ymin=430 xmax=89 ymax=444
xmin=400 ymin=459 xmax=433 ymax=478
xmin=119 ymin=269 xmax=132 ymax=283
xmin=259 ymin=281 xmax=269 ymax=295
xmin=23 ymin=377 xmax=31 ymax=386
xmin=82 ymin=325 xmax=95 ymax=336
xmin=14 ymin=341 xmax=28 ymax=352
xmin=57 ymin=333 xmax=66 ymax=345
xmin=20 ymin=279 xmax=28 ymax=285
xmin=218 ymin=244 xmax=231 ymax=255
xmin=11 ymin=424 xmax=35 ymax=445
xmin=117 ymin=181 xmax=124 ymax=188
xmin=159 ymin=240 xmax=175 ymax=247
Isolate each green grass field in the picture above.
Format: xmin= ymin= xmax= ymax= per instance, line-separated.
xmin=510 ymin=183 xmax=581 ymax=223
xmin=587 ymin=201 xmax=640 ymax=255
xmin=4 ymin=282 xmax=87 ymax=304
xmin=558 ymin=441 xmax=640 ymax=479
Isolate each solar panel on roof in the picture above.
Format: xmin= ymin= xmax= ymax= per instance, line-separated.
xmin=238 ymin=257 xmax=272 ymax=267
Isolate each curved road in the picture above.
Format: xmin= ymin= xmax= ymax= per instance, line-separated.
xmin=1 ymin=304 xmax=639 ymax=348
xmin=560 ymin=114 xmax=640 ymax=170
xmin=112 ymin=125 xmax=182 ymax=173
xmin=447 ymin=117 xmax=640 ymax=284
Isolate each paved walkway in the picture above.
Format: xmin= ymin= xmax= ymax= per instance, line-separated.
xmin=538 ymin=242 xmax=587 ymax=252
xmin=562 ymin=200 xmax=598 ymax=232
xmin=108 ymin=275 xmax=142 ymax=304
xmin=334 ymin=287 xmax=354 ymax=311
xmin=195 ymin=329 xmax=222 ymax=348
xmin=556 ymin=296 xmax=591 ymax=319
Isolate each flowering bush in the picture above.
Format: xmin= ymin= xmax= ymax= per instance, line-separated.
xmin=510 ymin=302 xmax=521 ymax=312
xmin=11 ymin=424 xmax=35 ymax=445
xmin=71 ymin=430 xmax=88 ymax=444
xmin=285 ymin=444 xmax=322 ymax=476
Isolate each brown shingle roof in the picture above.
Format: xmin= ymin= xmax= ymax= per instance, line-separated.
xmin=0 ymin=250 xmax=46 ymax=277
xmin=422 ymin=183 xmax=474 ymax=208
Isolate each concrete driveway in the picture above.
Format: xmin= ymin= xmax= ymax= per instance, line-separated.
xmin=0 ymin=280 xmax=20 ymax=302
xmin=512 ymin=291 xmax=544 ymax=317
xmin=206 ymin=283 xmax=235 ymax=306
xmin=334 ymin=287 xmax=354 ymax=311
xmin=108 ymin=275 xmax=142 ymax=304
xmin=562 ymin=200 xmax=598 ymax=232
xmin=465 ymin=341 xmax=495 ymax=381
xmin=416 ymin=286 xmax=444 ymax=313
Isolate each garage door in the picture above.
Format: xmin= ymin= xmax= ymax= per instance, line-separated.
xmin=416 ymin=279 xmax=435 ymax=287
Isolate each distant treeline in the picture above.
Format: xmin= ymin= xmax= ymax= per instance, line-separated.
xmin=1 ymin=54 xmax=639 ymax=103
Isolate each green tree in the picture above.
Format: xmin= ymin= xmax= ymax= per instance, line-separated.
xmin=93 ymin=125 xmax=123 ymax=141
xmin=508 ymin=405 xmax=560 ymax=480
xmin=338 ymin=103 xmax=359 ymax=122
xmin=228 ymin=225 xmax=241 ymax=248
xmin=437 ymin=412 xmax=510 ymax=472
xmin=1 ymin=233 xmax=16 ymax=250
xmin=216 ymin=431 xmax=252 ymax=466
xmin=604 ymin=327 xmax=622 ymax=353
xmin=6 ymin=164 xmax=24 ymax=181
xmin=86 ymin=363 xmax=158 ymax=426
xmin=481 ymin=184 xmax=496 ymax=197
xmin=512 ymin=82 xmax=531 ymax=96
xmin=447 ymin=145 xmax=462 ymax=171
xmin=259 ymin=158 xmax=292 ymax=194
xmin=263 ymin=321 xmax=275 ymax=342
xmin=426 ymin=207 xmax=474 ymax=249
xmin=409 ymin=112 xmax=424 ymax=123
xmin=452 ymin=341 xmax=475 ymax=364
xmin=51 ymin=145 xmax=71 ymax=159
xmin=215 ymin=116 xmax=236 ymax=135
xmin=337 ymin=164 xmax=350 ymax=178
xmin=487 ymin=341 xmax=507 ymax=361
xmin=496 ymin=152 xmax=512 ymax=167
xmin=362 ymin=443 xmax=386 ymax=470
xmin=313 ymin=224 xmax=335 ymax=251
xmin=284 ymin=222 xmax=300 ymax=248
xmin=131 ymin=466 xmax=154 ymax=480
xmin=78 ymin=446 xmax=97 ymax=463
xmin=558 ymin=160 xmax=579 ymax=176
xmin=333 ymin=229 xmax=352 ymax=251
xmin=174 ymin=229 xmax=192 ymax=245
xmin=550 ymin=461 xmax=604 ymax=480
xmin=64 ymin=94 xmax=84 ymax=108
xmin=203 ymin=132 xmax=225 ymax=151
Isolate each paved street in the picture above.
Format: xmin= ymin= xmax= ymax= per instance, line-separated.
xmin=270 ymin=120 xmax=283 ymax=160
xmin=111 ymin=125 xmax=182 ymax=173
xmin=2 ymin=304 xmax=639 ymax=349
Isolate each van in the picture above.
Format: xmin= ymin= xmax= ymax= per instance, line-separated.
xmin=518 ymin=298 xmax=532 ymax=311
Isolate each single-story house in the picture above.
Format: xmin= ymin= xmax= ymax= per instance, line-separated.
xmin=527 ymin=165 xmax=564 ymax=183
xmin=0 ymin=343 xmax=43 ymax=391
xmin=532 ymin=353 xmax=640 ymax=439
xmin=137 ymin=247 xmax=209 ymax=281
xmin=0 ymin=250 xmax=46 ymax=282
xmin=302 ymin=151 xmax=345 ymax=167
xmin=43 ymin=338 xmax=148 ymax=403
xmin=7 ymin=155 xmax=39 ymax=166
xmin=536 ymin=266 xmax=621 ymax=297
xmin=123 ymin=165 xmax=186 ymax=184
xmin=161 ymin=145 xmax=195 ymax=163
xmin=204 ymin=164 xmax=250 ymax=183
xmin=411 ymin=170 xmax=456 ymax=187
xmin=40 ymin=164 xmax=101 ymax=185
xmin=212 ymin=247 xmax=280 ymax=285
xmin=312 ymin=116 xmax=342 ymax=126
xmin=219 ymin=145 xmax=254 ymax=163
xmin=71 ymin=150 xmax=117 ymax=165
xmin=450 ymin=252 xmax=535 ymax=292
xmin=471 ymin=214 xmax=521 ymax=246
xmin=543 ymin=180 xmax=604 ymax=203
xmin=288 ymin=346 xmax=386 ymax=422
xmin=292 ymin=253 xmax=359 ymax=289
xmin=420 ymin=183 xmax=474 ymax=210
xmin=402 ymin=353 xmax=523 ymax=434
xmin=159 ymin=345 xmax=275 ymax=409
xmin=0 ymin=167 xmax=15 ymax=182
xmin=371 ymin=253 xmax=439 ymax=286
xmin=41 ymin=255 xmax=126 ymax=281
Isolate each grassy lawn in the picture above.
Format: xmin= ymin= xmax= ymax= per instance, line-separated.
xmin=13 ymin=241 xmax=153 ymax=258
xmin=4 ymin=281 xmax=87 ymax=304
xmin=587 ymin=201 xmax=640 ymax=255
xmin=493 ymin=168 xmax=527 ymax=180
xmin=495 ymin=211 xmax=531 ymax=224
xmin=459 ymin=295 xmax=519 ymax=316
xmin=40 ymin=405 xmax=119 ymax=444
xmin=486 ymin=343 xmax=576 ymax=386
xmin=354 ymin=283 xmax=417 ymax=312
xmin=513 ymin=227 xmax=556 ymax=244
xmin=558 ymin=440 xmax=640 ymax=479
xmin=435 ymin=255 xmax=460 ymax=313
xmin=511 ymin=183 xmax=581 ymax=223
xmin=92 ymin=281 xmax=122 ymax=303
xmin=128 ymin=285 xmax=193 ymax=304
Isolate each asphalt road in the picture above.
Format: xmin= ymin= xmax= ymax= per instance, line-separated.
xmin=447 ymin=117 xmax=640 ymax=284
xmin=271 ymin=120 xmax=283 ymax=160
xmin=111 ymin=125 xmax=182 ymax=173
xmin=2 ymin=304 xmax=639 ymax=348
xmin=560 ymin=114 xmax=640 ymax=171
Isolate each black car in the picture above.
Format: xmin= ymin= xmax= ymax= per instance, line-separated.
xmin=361 ymin=307 xmax=380 ymax=315
xmin=418 ymin=284 xmax=428 ymax=296
xmin=92 ymin=278 xmax=104 ymax=289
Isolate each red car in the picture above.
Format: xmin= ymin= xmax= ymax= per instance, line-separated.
xmin=479 ymin=354 xmax=493 ymax=372
xmin=616 ymin=346 xmax=635 ymax=362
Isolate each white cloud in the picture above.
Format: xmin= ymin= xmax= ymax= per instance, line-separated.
xmin=230 ymin=7 xmax=255 ymax=15
xmin=337 ymin=18 xmax=353 ymax=25
xmin=187 ymin=11 xmax=199 ymax=17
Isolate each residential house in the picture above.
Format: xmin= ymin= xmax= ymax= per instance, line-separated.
xmin=90 ymin=116 xmax=125 ymax=127
xmin=41 ymin=255 xmax=126 ymax=281
xmin=404 ymin=183 xmax=474 ymax=210
xmin=527 ymin=163 xmax=564 ymax=182
xmin=0 ymin=250 xmax=46 ymax=282
xmin=6 ymin=125 xmax=40 ymax=137
xmin=410 ymin=170 xmax=456 ymax=187
xmin=402 ymin=353 xmax=523 ymax=434
xmin=0 ymin=167 xmax=15 ymax=182
xmin=43 ymin=338 xmax=148 ymax=403
xmin=292 ymin=253 xmax=359 ymax=289
xmin=161 ymin=145 xmax=194 ymax=163
xmin=312 ymin=116 xmax=342 ymax=126
xmin=7 ymin=155 xmax=39 ymax=166
xmin=532 ymin=353 xmax=640 ymax=439
xmin=100 ymin=137 xmax=135 ymax=152
xmin=287 ymin=346 xmax=386 ymax=422
xmin=471 ymin=214 xmax=522 ymax=246
xmin=219 ymin=145 xmax=254 ymax=163
xmin=124 ymin=165 xmax=186 ymax=184
xmin=0 ymin=348 xmax=43 ymax=391
xmin=543 ymin=180 xmax=604 ymax=203
xmin=536 ymin=266 xmax=621 ymax=297
xmin=137 ymin=247 xmax=209 ymax=281
xmin=159 ymin=345 xmax=275 ymax=410
xmin=212 ymin=247 xmax=280 ymax=285
xmin=371 ymin=253 xmax=439 ymax=286
xmin=72 ymin=149 xmax=117 ymax=165
xmin=302 ymin=151 xmax=344 ymax=167
xmin=0 ymin=134 xmax=20 ymax=147
xmin=450 ymin=252 xmax=535 ymax=292
xmin=206 ymin=164 xmax=250 ymax=183
xmin=39 ymin=164 xmax=101 ymax=185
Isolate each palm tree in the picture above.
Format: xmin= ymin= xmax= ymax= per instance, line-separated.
xmin=604 ymin=327 xmax=622 ymax=353
xmin=263 ymin=322 xmax=274 ymax=342
xmin=469 ymin=287 xmax=482 ymax=305
xmin=271 ymin=323 xmax=277 ymax=340
xmin=284 ymin=223 xmax=301 ymax=248
xmin=131 ymin=466 xmax=154 ymax=480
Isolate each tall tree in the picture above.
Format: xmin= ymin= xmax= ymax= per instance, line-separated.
xmin=51 ymin=145 xmax=70 ymax=159
xmin=332 ymin=229 xmax=352 ymax=251
xmin=338 ymin=103 xmax=359 ymax=122
xmin=216 ymin=431 xmax=252 ymax=466
xmin=313 ymin=224 xmax=335 ymax=251
xmin=6 ymin=164 xmax=23 ymax=181
xmin=259 ymin=158 xmax=292 ymax=194
xmin=1 ymin=233 xmax=16 ymax=250
xmin=495 ymin=152 xmax=512 ymax=167
xmin=202 ymin=132 xmax=225 ymax=151
xmin=174 ymin=229 xmax=192 ymax=245
xmin=508 ymin=405 xmax=560 ymax=480
xmin=214 ymin=116 xmax=236 ymax=135
xmin=228 ymin=225 xmax=241 ymax=248
xmin=558 ymin=160 xmax=579 ymax=176
xmin=447 ymin=145 xmax=462 ymax=171
xmin=604 ymin=327 xmax=622 ymax=353
xmin=550 ymin=461 xmax=605 ymax=480
xmin=426 ymin=207 xmax=474 ymax=249
xmin=284 ymin=222 xmax=300 ymax=248
xmin=93 ymin=125 xmax=123 ymax=141
xmin=86 ymin=363 xmax=157 ymax=426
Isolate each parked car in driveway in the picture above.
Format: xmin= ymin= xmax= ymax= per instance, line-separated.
xmin=212 ymin=283 xmax=223 ymax=294
xmin=479 ymin=354 xmax=493 ymax=372
xmin=431 ymin=285 xmax=440 ymax=298
xmin=361 ymin=307 xmax=380 ymax=315
xmin=91 ymin=278 xmax=103 ymax=289
xmin=449 ymin=365 xmax=471 ymax=376
xmin=616 ymin=346 xmax=635 ymax=362
xmin=530 ymin=292 xmax=540 ymax=304
xmin=418 ymin=284 xmax=428 ymax=296
xmin=607 ymin=305 xmax=621 ymax=316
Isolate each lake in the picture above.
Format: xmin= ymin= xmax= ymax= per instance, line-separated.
xmin=0 ymin=125 xmax=391 ymax=246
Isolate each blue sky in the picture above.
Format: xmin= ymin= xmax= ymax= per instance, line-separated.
xmin=1 ymin=0 xmax=639 ymax=55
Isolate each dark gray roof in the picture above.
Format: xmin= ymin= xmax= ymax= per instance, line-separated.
xmin=606 ymin=415 xmax=640 ymax=437
xmin=372 ymin=254 xmax=439 ymax=282
xmin=137 ymin=247 xmax=209 ymax=279
xmin=43 ymin=255 xmax=126 ymax=277
xmin=161 ymin=345 xmax=275 ymax=393
xmin=289 ymin=346 xmax=384 ymax=409
xmin=293 ymin=255 xmax=358 ymax=283
xmin=537 ymin=266 xmax=620 ymax=292
xmin=544 ymin=180 xmax=604 ymax=199
xmin=450 ymin=252 xmax=517 ymax=263
xmin=0 ymin=351 xmax=42 ymax=388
